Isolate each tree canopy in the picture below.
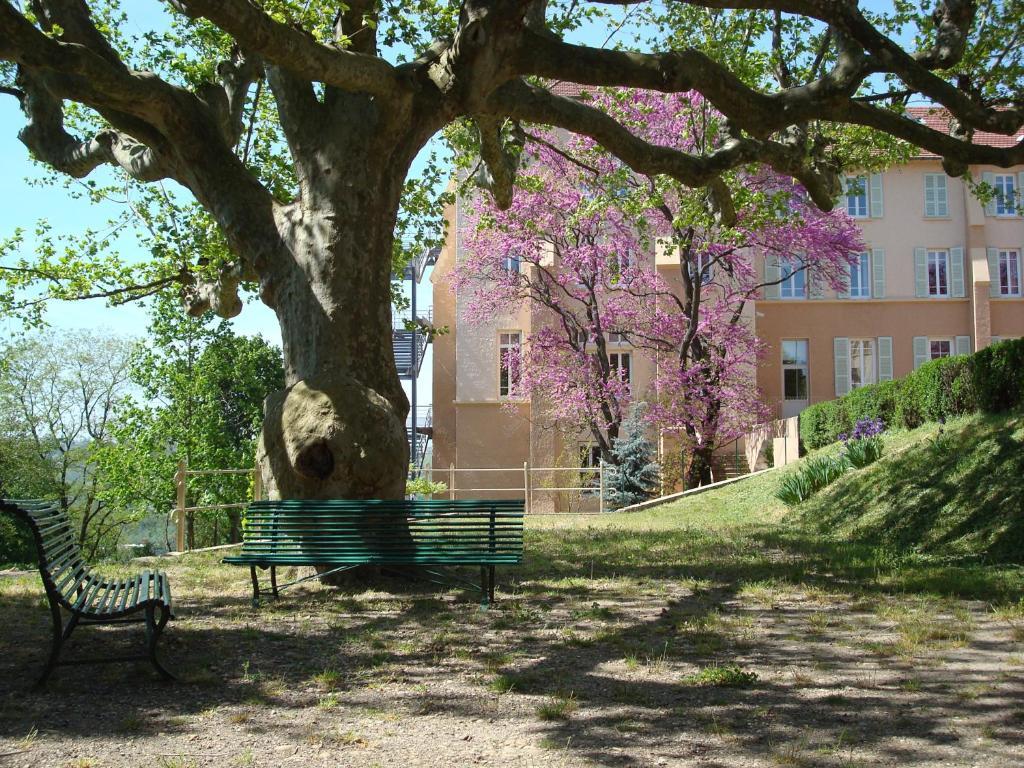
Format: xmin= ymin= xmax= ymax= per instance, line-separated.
xmin=1 ymin=0 xmax=1021 ymax=501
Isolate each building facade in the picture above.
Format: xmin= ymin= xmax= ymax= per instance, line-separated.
xmin=432 ymin=114 xmax=1024 ymax=501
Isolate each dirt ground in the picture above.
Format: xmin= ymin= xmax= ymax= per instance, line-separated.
xmin=1 ymin=520 xmax=1023 ymax=768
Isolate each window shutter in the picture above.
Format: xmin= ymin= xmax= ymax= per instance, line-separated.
xmin=988 ymin=247 xmax=1002 ymax=297
xmin=834 ymin=337 xmax=850 ymax=397
xmin=808 ymin=266 xmax=824 ymax=299
xmin=983 ymin=171 xmax=997 ymax=216
xmin=955 ymin=336 xmax=971 ymax=356
xmin=877 ymin=337 xmax=894 ymax=381
xmin=1019 ymin=172 xmax=1024 ymax=214
xmin=925 ymin=175 xmax=936 ymax=217
xmin=872 ymin=248 xmax=885 ymax=298
xmin=764 ymin=255 xmax=780 ymax=299
xmin=913 ymin=336 xmax=929 ymax=369
xmin=936 ymin=175 xmax=948 ymax=216
xmin=837 ymin=269 xmax=850 ymax=300
xmin=838 ymin=175 xmax=849 ymax=206
xmin=914 ymin=247 xmax=929 ymax=297
xmin=870 ymin=173 xmax=884 ymax=218
xmin=950 ymin=246 xmax=965 ymax=297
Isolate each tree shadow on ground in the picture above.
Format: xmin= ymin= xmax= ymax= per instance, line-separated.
xmin=0 ymin=524 xmax=1021 ymax=766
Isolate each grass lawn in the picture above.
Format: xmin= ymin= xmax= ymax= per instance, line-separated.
xmin=1 ymin=414 xmax=1023 ymax=767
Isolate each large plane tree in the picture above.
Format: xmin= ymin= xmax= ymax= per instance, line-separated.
xmin=0 ymin=0 xmax=1021 ymax=501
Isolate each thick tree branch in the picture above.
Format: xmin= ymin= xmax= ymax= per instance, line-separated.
xmin=484 ymin=80 xmax=839 ymax=210
xmin=169 ymin=0 xmax=403 ymax=100
xmin=473 ymin=116 xmax=524 ymax=210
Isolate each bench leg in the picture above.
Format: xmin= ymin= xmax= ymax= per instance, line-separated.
xmin=145 ymin=604 xmax=175 ymax=681
xmin=250 ymin=566 xmax=261 ymax=608
xmin=270 ymin=566 xmax=279 ymax=599
xmin=479 ymin=567 xmax=490 ymax=610
xmin=36 ymin=603 xmax=76 ymax=688
xmin=489 ymin=566 xmax=496 ymax=605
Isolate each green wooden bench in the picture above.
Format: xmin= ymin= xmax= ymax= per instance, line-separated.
xmin=0 ymin=498 xmax=174 ymax=686
xmin=224 ymin=499 xmax=525 ymax=607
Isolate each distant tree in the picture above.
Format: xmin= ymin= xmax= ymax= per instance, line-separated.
xmin=0 ymin=331 xmax=135 ymax=559
xmin=604 ymin=406 xmax=660 ymax=510
xmin=100 ymin=294 xmax=284 ymax=548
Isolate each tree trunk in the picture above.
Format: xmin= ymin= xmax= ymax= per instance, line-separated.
xmin=684 ymin=442 xmax=715 ymax=489
xmin=255 ymin=138 xmax=412 ymax=505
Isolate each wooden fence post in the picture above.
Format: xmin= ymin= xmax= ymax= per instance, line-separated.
xmin=175 ymin=458 xmax=187 ymax=552
xmin=523 ymin=461 xmax=530 ymax=515
xmin=598 ymin=459 xmax=605 ymax=515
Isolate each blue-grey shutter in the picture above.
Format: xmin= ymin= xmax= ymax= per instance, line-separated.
xmin=988 ymin=247 xmax=1002 ymax=297
xmin=877 ymin=337 xmax=894 ymax=381
xmin=913 ymin=336 xmax=929 ymax=369
xmin=834 ymin=337 xmax=850 ymax=397
xmin=869 ymin=173 xmax=884 ymax=218
xmin=914 ymin=247 xmax=929 ymax=297
xmin=764 ymin=255 xmax=780 ymax=299
xmin=983 ymin=171 xmax=997 ymax=216
xmin=872 ymin=249 xmax=885 ymax=298
xmin=955 ymin=336 xmax=971 ymax=356
xmin=950 ymin=246 xmax=965 ymax=297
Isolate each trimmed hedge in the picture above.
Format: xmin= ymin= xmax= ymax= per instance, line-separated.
xmin=799 ymin=337 xmax=1024 ymax=451
xmin=973 ymin=337 xmax=1024 ymax=413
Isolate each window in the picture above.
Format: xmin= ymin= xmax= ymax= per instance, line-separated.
xmin=924 ymin=173 xmax=948 ymax=217
xmin=930 ymin=339 xmax=952 ymax=360
xmin=999 ymin=249 xmax=1021 ymax=296
xmin=780 ymin=261 xmax=807 ymax=299
xmin=994 ymin=174 xmax=1017 ymax=216
xmin=849 ymin=252 xmax=871 ymax=298
xmin=928 ymin=250 xmax=949 ymax=297
xmin=849 ymin=339 xmax=876 ymax=389
xmin=782 ymin=340 xmax=809 ymax=401
xmin=607 ymin=332 xmax=627 ymax=346
xmin=609 ymin=351 xmax=632 ymax=386
xmin=498 ymin=331 xmax=521 ymax=398
xmin=845 ymin=175 xmax=868 ymax=218
xmin=687 ymin=252 xmax=714 ymax=284
xmin=502 ymin=253 xmax=520 ymax=273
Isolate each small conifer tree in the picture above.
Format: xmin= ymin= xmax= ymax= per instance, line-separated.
xmin=604 ymin=406 xmax=661 ymax=510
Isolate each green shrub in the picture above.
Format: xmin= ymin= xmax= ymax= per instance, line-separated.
xmin=843 ymin=437 xmax=883 ymax=469
xmin=972 ymin=337 xmax=1024 ymax=413
xmin=776 ymin=471 xmax=813 ymax=506
xmin=800 ymin=380 xmax=903 ymax=451
xmin=776 ymin=453 xmax=849 ymax=506
xmin=895 ymin=355 xmax=974 ymax=428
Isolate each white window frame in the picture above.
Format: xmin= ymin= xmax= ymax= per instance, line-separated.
xmin=781 ymin=339 xmax=809 ymax=401
xmin=929 ymin=338 xmax=953 ymax=360
xmin=579 ymin=444 xmax=602 ymax=492
xmin=779 ymin=261 xmax=807 ymax=300
xmin=927 ymin=250 xmax=950 ymax=297
xmin=994 ymin=174 xmax=1018 ymax=217
xmin=608 ymin=351 xmax=632 ymax=386
xmin=924 ymin=173 xmax=949 ymax=218
xmin=498 ymin=331 xmax=521 ymax=398
xmin=998 ymin=249 xmax=1022 ymax=296
xmin=849 ymin=338 xmax=877 ymax=389
xmin=502 ymin=252 xmax=521 ymax=273
xmin=845 ymin=175 xmax=869 ymax=218
xmin=849 ymin=252 xmax=871 ymax=298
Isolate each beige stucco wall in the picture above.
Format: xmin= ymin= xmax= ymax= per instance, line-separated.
xmin=756 ymin=299 xmax=975 ymax=414
xmin=433 ymin=159 xmax=1024 ymax=484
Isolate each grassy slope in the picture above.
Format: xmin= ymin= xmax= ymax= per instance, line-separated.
xmin=527 ymin=410 xmax=1024 ymax=601
xmin=796 ymin=411 xmax=1024 ymax=564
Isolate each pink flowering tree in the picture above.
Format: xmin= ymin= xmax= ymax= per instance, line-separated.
xmin=455 ymin=90 xmax=865 ymax=487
